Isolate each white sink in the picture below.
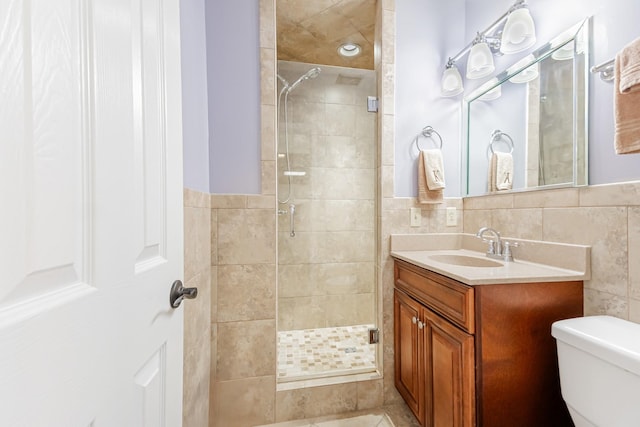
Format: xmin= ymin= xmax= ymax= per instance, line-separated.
xmin=428 ymin=254 xmax=504 ymax=268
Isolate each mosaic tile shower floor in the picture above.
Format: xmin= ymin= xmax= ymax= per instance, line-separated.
xmin=277 ymin=324 xmax=377 ymax=381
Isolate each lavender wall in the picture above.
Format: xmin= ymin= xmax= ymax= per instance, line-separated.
xmin=206 ymin=0 xmax=261 ymax=194
xmin=181 ymin=0 xmax=210 ymax=193
xmin=395 ymin=0 xmax=466 ymax=197
xmin=463 ymin=0 xmax=640 ymax=187
xmin=198 ymin=0 xmax=639 ymax=197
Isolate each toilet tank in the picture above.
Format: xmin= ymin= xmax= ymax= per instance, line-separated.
xmin=552 ymin=315 xmax=640 ymax=427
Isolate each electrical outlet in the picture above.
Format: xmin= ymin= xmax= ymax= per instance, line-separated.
xmin=446 ymin=207 xmax=457 ymax=227
xmin=410 ymin=208 xmax=421 ymax=227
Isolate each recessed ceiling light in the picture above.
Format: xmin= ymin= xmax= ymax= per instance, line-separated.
xmin=338 ymin=43 xmax=361 ymax=57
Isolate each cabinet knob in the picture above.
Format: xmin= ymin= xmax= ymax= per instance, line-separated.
xmin=418 ymin=320 xmax=424 ymax=329
xmin=412 ymin=316 xmax=417 ymax=324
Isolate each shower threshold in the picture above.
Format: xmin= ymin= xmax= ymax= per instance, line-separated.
xmin=277 ymin=324 xmax=377 ymax=383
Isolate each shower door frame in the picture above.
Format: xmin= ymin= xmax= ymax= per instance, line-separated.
xmin=274 ymin=60 xmax=382 ymax=384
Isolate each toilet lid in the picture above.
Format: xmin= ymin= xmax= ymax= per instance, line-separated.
xmin=552 ymin=315 xmax=640 ymax=376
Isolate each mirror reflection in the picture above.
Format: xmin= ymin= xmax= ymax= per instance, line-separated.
xmin=465 ymin=19 xmax=589 ymax=196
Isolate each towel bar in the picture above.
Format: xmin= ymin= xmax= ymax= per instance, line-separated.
xmin=590 ymin=59 xmax=615 ymax=82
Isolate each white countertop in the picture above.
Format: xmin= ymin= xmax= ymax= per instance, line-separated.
xmin=390 ymin=234 xmax=591 ymax=286
xmin=391 ymin=249 xmax=588 ymax=286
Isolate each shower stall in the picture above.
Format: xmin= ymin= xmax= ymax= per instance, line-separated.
xmin=276 ymin=60 xmax=378 ymax=382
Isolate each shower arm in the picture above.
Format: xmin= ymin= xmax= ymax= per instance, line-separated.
xmin=277 ymin=74 xmax=290 ymax=89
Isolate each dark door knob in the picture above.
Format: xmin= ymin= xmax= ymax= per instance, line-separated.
xmin=169 ymin=280 xmax=198 ymax=309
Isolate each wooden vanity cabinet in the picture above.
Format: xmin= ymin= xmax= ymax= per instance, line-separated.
xmin=393 ymin=259 xmax=583 ymax=427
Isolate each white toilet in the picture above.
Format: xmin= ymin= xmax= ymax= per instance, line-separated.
xmin=552 ymin=315 xmax=640 ymax=427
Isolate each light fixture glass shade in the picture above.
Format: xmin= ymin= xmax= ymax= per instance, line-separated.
xmin=508 ymin=56 xmax=539 ymax=83
xmin=478 ymin=78 xmax=502 ymax=101
xmin=552 ymin=41 xmax=574 ymax=61
xmin=467 ymin=42 xmax=495 ymax=79
xmin=441 ymin=65 xmax=464 ymax=97
xmin=500 ymin=8 xmax=536 ymax=54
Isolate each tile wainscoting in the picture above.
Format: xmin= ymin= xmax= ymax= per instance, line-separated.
xmin=464 ymin=181 xmax=640 ymax=321
xmin=183 ymin=188 xmax=213 ymax=427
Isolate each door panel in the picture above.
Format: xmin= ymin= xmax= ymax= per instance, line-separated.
xmin=0 ymin=0 xmax=184 ymax=425
xmin=424 ymin=309 xmax=475 ymax=427
xmin=134 ymin=345 xmax=168 ymax=427
xmin=394 ymin=290 xmax=424 ymax=424
xmin=1 ymin=0 xmax=89 ymax=308
xmin=132 ymin=0 xmax=167 ymax=271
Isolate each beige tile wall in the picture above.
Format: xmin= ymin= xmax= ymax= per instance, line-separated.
xmin=463 ymin=181 xmax=640 ymax=321
xmin=210 ymin=194 xmax=277 ymax=427
xmin=208 ymin=0 xmax=462 ymax=425
xmin=378 ymin=196 xmax=465 ymax=404
xmin=183 ymin=188 xmax=212 ymax=427
xmin=275 ymin=1 xmax=399 ymax=420
xmin=200 ymin=2 xmax=640 ymax=425
xmin=277 ymin=62 xmax=377 ymax=331
xmin=207 ymin=1 xmax=399 ymax=425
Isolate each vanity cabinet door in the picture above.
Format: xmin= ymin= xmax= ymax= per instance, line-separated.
xmin=394 ymin=289 xmax=425 ymax=424
xmin=424 ymin=308 xmax=475 ymax=427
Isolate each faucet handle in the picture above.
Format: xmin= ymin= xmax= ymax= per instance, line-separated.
xmin=502 ymin=240 xmax=520 ymax=261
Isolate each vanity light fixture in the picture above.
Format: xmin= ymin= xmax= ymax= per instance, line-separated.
xmin=441 ymin=60 xmax=464 ymax=97
xmin=509 ymin=61 xmax=538 ymax=83
xmin=508 ymin=54 xmax=539 ymax=83
xmin=467 ymin=33 xmax=496 ymax=79
xmin=478 ymin=78 xmax=502 ymax=101
xmin=440 ymin=0 xmax=536 ymax=97
xmin=338 ymin=42 xmax=361 ymax=57
xmin=551 ymin=41 xmax=575 ymax=61
xmin=500 ymin=7 xmax=536 ymax=54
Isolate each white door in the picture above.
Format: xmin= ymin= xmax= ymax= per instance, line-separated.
xmin=0 ymin=0 xmax=185 ymax=426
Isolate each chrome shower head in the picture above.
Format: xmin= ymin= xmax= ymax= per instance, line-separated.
xmin=288 ymin=67 xmax=322 ymax=92
xmin=305 ymin=67 xmax=321 ymax=79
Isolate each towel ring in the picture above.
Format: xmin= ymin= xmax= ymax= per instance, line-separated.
xmin=489 ymin=130 xmax=514 ymax=154
xmin=414 ymin=126 xmax=443 ymax=151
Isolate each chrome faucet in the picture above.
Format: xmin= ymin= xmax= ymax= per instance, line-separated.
xmin=476 ymin=227 xmax=501 ymax=255
xmin=476 ymin=227 xmax=518 ymax=262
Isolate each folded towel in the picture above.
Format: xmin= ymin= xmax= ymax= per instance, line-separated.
xmin=619 ymin=37 xmax=640 ymax=93
xmin=422 ymin=149 xmax=446 ymax=190
xmin=614 ymin=37 xmax=640 ymax=154
xmin=488 ymin=152 xmax=513 ymax=192
xmin=418 ymin=151 xmax=444 ymax=204
xmin=488 ymin=154 xmax=496 ymax=192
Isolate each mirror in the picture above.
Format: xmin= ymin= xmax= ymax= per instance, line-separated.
xmin=464 ymin=18 xmax=589 ymax=196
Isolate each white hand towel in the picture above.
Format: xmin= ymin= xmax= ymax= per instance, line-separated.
xmin=422 ymin=149 xmax=446 ymax=190
xmin=418 ymin=151 xmax=444 ymax=204
xmin=488 ymin=152 xmax=513 ymax=192
xmin=494 ymin=152 xmax=513 ymax=191
xmin=488 ymin=153 xmax=497 ymax=192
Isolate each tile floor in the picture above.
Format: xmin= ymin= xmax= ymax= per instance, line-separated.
xmin=257 ymin=404 xmax=422 ymax=427
xmin=277 ymin=324 xmax=377 ymax=381
xmin=258 ymin=413 xmax=393 ymax=427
